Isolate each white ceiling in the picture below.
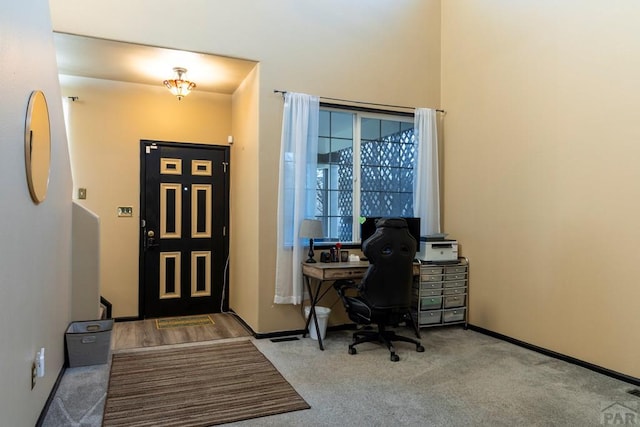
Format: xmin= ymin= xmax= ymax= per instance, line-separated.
xmin=53 ymin=33 xmax=257 ymax=95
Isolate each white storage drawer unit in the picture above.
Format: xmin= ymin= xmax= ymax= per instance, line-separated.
xmin=412 ymin=258 xmax=468 ymax=329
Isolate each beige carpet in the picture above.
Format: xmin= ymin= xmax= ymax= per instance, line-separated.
xmin=102 ymin=340 xmax=310 ymax=426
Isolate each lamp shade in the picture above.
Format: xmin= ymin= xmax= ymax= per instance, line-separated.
xmin=299 ymin=219 xmax=323 ymax=239
xmin=163 ymin=67 xmax=196 ymax=100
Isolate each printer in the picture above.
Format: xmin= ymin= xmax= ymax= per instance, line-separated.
xmin=416 ymin=236 xmax=458 ymax=263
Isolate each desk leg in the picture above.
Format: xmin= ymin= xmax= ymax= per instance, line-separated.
xmin=303 ymin=275 xmax=325 ymax=351
xmin=302 ymin=275 xmax=313 ymax=338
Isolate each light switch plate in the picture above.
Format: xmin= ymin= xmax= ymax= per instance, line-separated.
xmin=78 ymin=188 xmax=87 ymax=199
xmin=117 ymin=207 xmax=133 ymax=217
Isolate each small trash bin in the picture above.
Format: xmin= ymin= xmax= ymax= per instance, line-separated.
xmin=304 ymin=306 xmax=331 ymax=341
xmin=65 ymin=319 xmax=113 ymax=367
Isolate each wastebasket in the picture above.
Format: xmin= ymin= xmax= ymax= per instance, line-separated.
xmin=65 ymin=319 xmax=113 ymax=367
xmin=304 ymin=306 xmax=331 ymax=340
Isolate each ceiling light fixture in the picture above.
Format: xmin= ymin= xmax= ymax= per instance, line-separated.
xmin=163 ymin=67 xmax=196 ymax=100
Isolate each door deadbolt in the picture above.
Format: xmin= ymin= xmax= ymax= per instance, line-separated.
xmin=147 ymin=230 xmax=155 ymax=237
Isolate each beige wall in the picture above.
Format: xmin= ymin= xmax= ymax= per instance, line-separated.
xmin=230 ymin=65 xmax=261 ymax=327
xmin=72 ymin=202 xmax=101 ymax=321
xmin=61 ymin=76 xmax=233 ymax=317
xmin=51 ymin=0 xmax=442 ymax=333
xmin=0 ymin=0 xmax=73 ymax=424
xmin=442 ymin=1 xmax=640 ymax=378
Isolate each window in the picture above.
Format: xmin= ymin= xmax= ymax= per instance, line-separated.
xmin=316 ymin=108 xmax=415 ymax=243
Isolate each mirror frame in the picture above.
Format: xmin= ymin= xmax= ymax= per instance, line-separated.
xmin=24 ymin=90 xmax=51 ymax=204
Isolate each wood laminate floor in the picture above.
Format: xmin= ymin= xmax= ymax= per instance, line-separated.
xmin=111 ymin=313 xmax=252 ymax=352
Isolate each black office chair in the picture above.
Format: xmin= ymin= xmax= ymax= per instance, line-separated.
xmin=334 ymin=218 xmax=424 ymax=361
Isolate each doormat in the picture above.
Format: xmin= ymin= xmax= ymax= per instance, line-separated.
xmin=102 ymin=340 xmax=310 ymax=426
xmin=155 ymin=315 xmax=214 ymax=329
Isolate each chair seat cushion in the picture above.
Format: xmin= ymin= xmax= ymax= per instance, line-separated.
xmin=345 ymin=296 xmax=407 ymax=325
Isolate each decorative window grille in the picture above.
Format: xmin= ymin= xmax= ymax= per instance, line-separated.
xmin=316 ymin=109 xmax=414 ymax=243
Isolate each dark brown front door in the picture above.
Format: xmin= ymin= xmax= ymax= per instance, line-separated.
xmin=140 ymin=140 xmax=229 ymax=318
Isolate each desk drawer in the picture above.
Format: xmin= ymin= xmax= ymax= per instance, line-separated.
xmin=418 ymin=310 xmax=442 ymax=325
xmin=421 ymin=274 xmax=443 ymax=282
xmin=421 ymin=266 xmax=443 ymax=275
xmin=443 ymin=308 xmax=466 ymax=323
xmin=419 ymin=296 xmax=442 ymax=311
xmin=442 ymin=287 xmax=466 ymax=296
xmin=443 ymin=279 xmax=466 ymax=288
xmin=420 ymin=288 xmax=442 ymax=297
xmin=416 ymin=281 xmax=443 ymax=290
xmin=444 ymin=273 xmax=467 ymax=282
xmin=324 ymin=268 xmax=365 ymax=280
xmin=443 ymin=295 xmax=465 ymax=309
xmin=445 ymin=265 xmax=467 ymax=274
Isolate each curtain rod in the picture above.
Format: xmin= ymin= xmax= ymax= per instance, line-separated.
xmin=273 ymin=89 xmax=445 ymax=113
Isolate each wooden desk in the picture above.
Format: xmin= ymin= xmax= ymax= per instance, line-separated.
xmin=301 ymin=261 xmax=420 ymax=350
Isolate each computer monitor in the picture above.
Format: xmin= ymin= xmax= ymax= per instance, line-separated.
xmin=360 ymin=217 xmax=421 ymax=248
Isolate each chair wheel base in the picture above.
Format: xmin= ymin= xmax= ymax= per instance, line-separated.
xmin=348 ymin=347 xmax=357 ymax=355
xmin=417 ymin=345 xmax=425 ymax=352
xmin=390 ymin=353 xmax=400 ymax=362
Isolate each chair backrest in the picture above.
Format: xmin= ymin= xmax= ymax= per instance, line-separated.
xmin=360 ymin=218 xmax=417 ymax=309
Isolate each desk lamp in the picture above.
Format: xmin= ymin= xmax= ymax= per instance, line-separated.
xmin=300 ymin=219 xmax=323 ymax=263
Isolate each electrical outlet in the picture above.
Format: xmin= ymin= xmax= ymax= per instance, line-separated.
xmin=31 ymin=362 xmax=36 ymax=389
xmin=78 ymin=188 xmax=87 ymax=199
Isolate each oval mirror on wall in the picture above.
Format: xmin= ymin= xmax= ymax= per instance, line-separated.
xmin=24 ymin=90 xmax=51 ymax=204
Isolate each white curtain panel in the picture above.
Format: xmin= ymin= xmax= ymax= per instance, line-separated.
xmin=274 ymin=92 xmax=319 ymax=304
xmin=413 ymin=108 xmax=441 ymax=236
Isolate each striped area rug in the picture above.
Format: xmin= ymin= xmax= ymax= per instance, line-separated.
xmin=102 ymin=340 xmax=310 ymax=426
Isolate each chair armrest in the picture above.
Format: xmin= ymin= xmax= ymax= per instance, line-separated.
xmin=333 ymin=279 xmax=358 ymax=296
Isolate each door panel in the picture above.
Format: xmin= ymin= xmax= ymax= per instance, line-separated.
xmin=140 ymin=141 xmax=229 ymax=318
